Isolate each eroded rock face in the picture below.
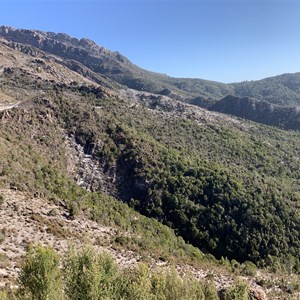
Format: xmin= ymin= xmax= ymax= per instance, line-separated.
xmin=0 ymin=26 xmax=128 ymax=78
xmin=65 ymin=135 xmax=117 ymax=196
xmin=210 ymin=95 xmax=300 ymax=130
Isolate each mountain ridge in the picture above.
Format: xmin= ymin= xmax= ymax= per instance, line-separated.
xmin=2 ymin=25 xmax=300 ymax=130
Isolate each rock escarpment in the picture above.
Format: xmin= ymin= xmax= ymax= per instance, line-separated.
xmin=211 ymin=95 xmax=300 ymax=130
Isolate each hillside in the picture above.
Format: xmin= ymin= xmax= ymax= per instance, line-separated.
xmin=211 ymin=95 xmax=300 ymax=130
xmin=2 ymin=26 xmax=300 ymax=107
xmin=0 ymin=26 xmax=299 ymax=299
xmin=2 ymin=25 xmax=300 ymax=131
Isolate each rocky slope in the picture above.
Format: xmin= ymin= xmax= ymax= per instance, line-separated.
xmin=0 ymin=25 xmax=300 ymax=299
xmin=0 ymin=188 xmax=272 ymax=299
xmin=2 ymin=25 xmax=300 ymax=130
xmin=211 ymin=95 xmax=300 ymax=130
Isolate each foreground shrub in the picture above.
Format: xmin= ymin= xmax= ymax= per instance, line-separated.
xmin=242 ymin=261 xmax=257 ymax=277
xmin=64 ymin=247 xmax=126 ymax=300
xmin=202 ymin=280 xmax=219 ymax=300
xmin=0 ymin=290 xmax=10 ymax=300
xmin=16 ymin=245 xmax=222 ymax=300
xmin=18 ymin=244 xmax=62 ymax=300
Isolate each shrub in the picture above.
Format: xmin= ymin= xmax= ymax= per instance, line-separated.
xmin=126 ymin=263 xmax=153 ymax=300
xmin=18 ymin=244 xmax=62 ymax=300
xmin=0 ymin=194 xmax=4 ymax=206
xmin=223 ymin=281 xmax=249 ymax=300
xmin=230 ymin=259 xmax=240 ymax=272
xmin=64 ymin=247 xmax=125 ymax=300
xmin=182 ymin=275 xmax=206 ymax=300
xmin=0 ymin=229 xmax=6 ymax=244
xmin=159 ymin=267 xmax=184 ymax=300
xmin=242 ymin=261 xmax=257 ymax=277
xmin=64 ymin=247 xmax=102 ymax=300
xmin=0 ymin=290 xmax=9 ymax=300
xmin=202 ymin=280 xmax=219 ymax=300
xmin=97 ymin=251 xmax=126 ymax=298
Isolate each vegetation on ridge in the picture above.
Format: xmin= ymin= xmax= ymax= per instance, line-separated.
xmin=2 ymin=26 xmax=300 ymax=108
xmin=0 ymin=69 xmax=299 ymax=269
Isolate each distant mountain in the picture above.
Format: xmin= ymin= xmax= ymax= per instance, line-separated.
xmin=2 ymin=25 xmax=300 ymax=110
xmin=232 ymin=73 xmax=300 ymax=107
xmin=0 ymin=26 xmax=240 ymax=103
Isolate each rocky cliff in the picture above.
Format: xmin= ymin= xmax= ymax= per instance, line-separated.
xmin=210 ymin=95 xmax=300 ymax=130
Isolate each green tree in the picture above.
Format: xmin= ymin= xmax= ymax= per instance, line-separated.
xmin=64 ymin=247 xmax=102 ymax=300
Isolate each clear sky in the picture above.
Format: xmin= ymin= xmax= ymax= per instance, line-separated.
xmin=1 ymin=0 xmax=300 ymax=83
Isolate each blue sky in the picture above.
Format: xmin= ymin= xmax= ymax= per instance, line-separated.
xmin=1 ymin=0 xmax=300 ymax=83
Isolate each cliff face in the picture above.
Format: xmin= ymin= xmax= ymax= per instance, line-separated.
xmin=211 ymin=95 xmax=300 ymax=130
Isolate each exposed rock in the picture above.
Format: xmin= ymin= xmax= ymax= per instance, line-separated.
xmin=0 ymin=189 xmax=140 ymax=288
xmin=2 ymin=25 xmax=300 ymax=131
xmin=210 ymin=95 xmax=300 ymax=130
xmin=65 ymin=135 xmax=117 ymax=196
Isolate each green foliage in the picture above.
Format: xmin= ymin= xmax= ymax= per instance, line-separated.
xmin=64 ymin=247 xmax=122 ymax=300
xmin=0 ymin=76 xmax=299 ymax=268
xmin=88 ymin=92 xmax=300 ymax=264
xmin=64 ymin=247 xmax=101 ymax=300
xmin=17 ymin=245 xmax=218 ymax=300
xmin=223 ymin=281 xmax=249 ymax=300
xmin=0 ymin=290 xmax=17 ymax=300
xmin=202 ymin=281 xmax=219 ymax=300
xmin=18 ymin=244 xmax=62 ymax=300
xmin=125 ymin=264 xmax=218 ymax=300
xmin=242 ymin=261 xmax=257 ymax=277
xmin=0 ymin=290 xmax=8 ymax=300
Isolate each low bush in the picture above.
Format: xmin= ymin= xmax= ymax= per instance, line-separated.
xmin=223 ymin=281 xmax=249 ymax=300
xmin=15 ymin=245 xmax=220 ymax=300
xmin=18 ymin=244 xmax=62 ymax=300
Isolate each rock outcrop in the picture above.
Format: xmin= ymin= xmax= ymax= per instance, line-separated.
xmin=210 ymin=95 xmax=300 ymax=130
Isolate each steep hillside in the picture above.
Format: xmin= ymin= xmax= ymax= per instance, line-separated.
xmin=232 ymin=73 xmax=300 ymax=106
xmin=211 ymin=95 xmax=300 ymax=130
xmin=2 ymin=25 xmax=300 ymax=133
xmin=1 ymin=50 xmax=299 ymax=263
xmin=0 ymin=26 xmax=300 ymax=299
xmin=2 ymin=25 xmax=300 ymax=108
